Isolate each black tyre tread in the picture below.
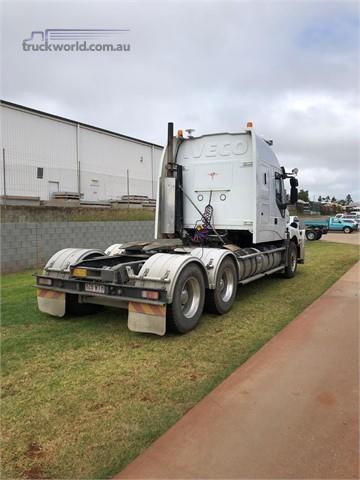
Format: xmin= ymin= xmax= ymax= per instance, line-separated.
xmin=166 ymin=302 xmax=178 ymax=333
xmin=205 ymin=290 xmax=218 ymax=314
xmin=205 ymin=257 xmax=238 ymax=315
xmin=283 ymin=241 xmax=298 ymax=279
xmin=166 ymin=263 xmax=205 ymax=334
xmin=166 ymin=306 xmax=180 ymax=334
xmin=306 ymin=230 xmax=316 ymax=241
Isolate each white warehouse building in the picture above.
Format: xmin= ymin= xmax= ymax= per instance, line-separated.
xmin=0 ymin=100 xmax=163 ymax=202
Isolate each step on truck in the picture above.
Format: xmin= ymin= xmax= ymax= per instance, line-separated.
xmin=36 ymin=122 xmax=305 ymax=335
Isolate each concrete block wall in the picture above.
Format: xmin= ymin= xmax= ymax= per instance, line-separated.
xmin=1 ymin=221 xmax=155 ymax=273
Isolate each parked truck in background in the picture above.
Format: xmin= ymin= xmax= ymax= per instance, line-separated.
xmin=36 ymin=122 xmax=305 ymax=336
xmin=288 ymin=216 xmax=328 ymax=241
xmin=304 ymin=217 xmax=359 ymax=234
xmin=304 ymin=224 xmax=328 ymax=241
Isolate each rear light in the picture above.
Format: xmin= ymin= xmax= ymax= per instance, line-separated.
xmin=38 ymin=277 xmax=53 ymax=286
xmin=141 ymin=290 xmax=159 ymax=300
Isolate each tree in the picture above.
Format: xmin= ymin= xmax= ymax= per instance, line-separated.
xmin=331 ymin=196 xmax=337 ymax=203
xmin=317 ymin=195 xmax=322 ymax=202
xmin=346 ymin=194 xmax=353 ymax=205
xmin=325 ymin=195 xmax=330 ymax=202
xmin=298 ymin=189 xmax=309 ymax=202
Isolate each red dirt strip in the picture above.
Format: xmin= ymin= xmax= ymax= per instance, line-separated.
xmin=116 ymin=262 xmax=359 ymax=479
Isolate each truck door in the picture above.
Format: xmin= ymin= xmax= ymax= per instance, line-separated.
xmin=258 ymin=164 xmax=270 ymax=225
xmin=330 ymin=218 xmax=338 ymax=229
xmin=271 ymin=170 xmax=287 ymax=239
xmin=257 ymin=166 xmax=286 ymax=243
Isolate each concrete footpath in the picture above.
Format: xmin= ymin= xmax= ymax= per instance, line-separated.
xmin=117 ymin=262 xmax=359 ymax=479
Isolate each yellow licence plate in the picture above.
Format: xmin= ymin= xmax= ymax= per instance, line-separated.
xmin=73 ymin=268 xmax=88 ymax=277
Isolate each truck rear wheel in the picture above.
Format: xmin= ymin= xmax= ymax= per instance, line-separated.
xmin=343 ymin=226 xmax=352 ymax=234
xmin=283 ymin=241 xmax=297 ymax=278
xmin=205 ymin=257 xmax=237 ymax=314
xmin=315 ymin=231 xmax=322 ymax=240
xmin=306 ymin=230 xmax=316 ymax=241
xmin=66 ymin=294 xmax=103 ymax=316
xmin=167 ymin=263 xmax=205 ymax=334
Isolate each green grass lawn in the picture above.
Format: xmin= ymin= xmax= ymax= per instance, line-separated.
xmin=69 ymin=208 xmax=155 ymax=222
xmin=1 ymin=242 xmax=359 ymax=479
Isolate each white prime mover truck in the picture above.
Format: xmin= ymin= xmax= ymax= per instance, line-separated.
xmin=36 ymin=122 xmax=305 ymax=335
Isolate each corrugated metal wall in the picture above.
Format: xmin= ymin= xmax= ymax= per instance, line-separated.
xmin=0 ymin=104 xmax=162 ymax=201
xmin=79 ymin=127 xmax=159 ymax=201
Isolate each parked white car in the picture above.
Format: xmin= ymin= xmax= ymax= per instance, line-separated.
xmin=341 ymin=218 xmax=359 ymax=228
xmin=335 ymin=213 xmax=360 ymax=224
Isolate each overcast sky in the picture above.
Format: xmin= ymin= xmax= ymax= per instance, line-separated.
xmin=1 ymin=0 xmax=359 ymax=201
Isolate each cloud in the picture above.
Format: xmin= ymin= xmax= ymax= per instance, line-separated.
xmin=1 ymin=0 xmax=359 ymax=200
xmin=300 ymin=166 xmax=359 ymax=201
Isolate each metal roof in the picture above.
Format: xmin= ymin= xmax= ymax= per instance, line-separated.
xmin=0 ymin=99 xmax=163 ymax=149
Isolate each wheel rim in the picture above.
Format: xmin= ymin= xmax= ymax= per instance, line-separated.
xmin=308 ymin=232 xmax=315 ymax=240
xmin=219 ymin=267 xmax=235 ymax=302
xmin=344 ymin=228 xmax=350 ymax=233
xmin=180 ymin=276 xmax=201 ymax=318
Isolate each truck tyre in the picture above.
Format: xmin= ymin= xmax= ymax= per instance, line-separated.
xmin=315 ymin=231 xmax=322 ymax=240
xmin=306 ymin=230 xmax=316 ymax=241
xmin=66 ymin=294 xmax=103 ymax=316
xmin=283 ymin=241 xmax=297 ymax=278
xmin=167 ymin=263 xmax=205 ymax=334
xmin=205 ymin=257 xmax=238 ymax=315
xmin=343 ymin=226 xmax=352 ymax=234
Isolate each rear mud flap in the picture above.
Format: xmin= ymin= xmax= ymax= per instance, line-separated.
xmin=128 ymin=302 xmax=166 ymax=336
xmin=37 ymin=289 xmax=66 ymax=317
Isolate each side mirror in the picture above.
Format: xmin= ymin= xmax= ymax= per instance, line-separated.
xmin=289 ymin=177 xmax=298 ymax=204
xmin=290 ymin=187 xmax=298 ymax=204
